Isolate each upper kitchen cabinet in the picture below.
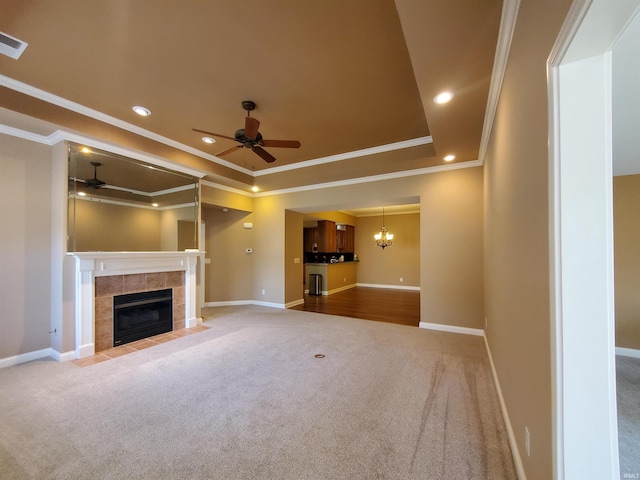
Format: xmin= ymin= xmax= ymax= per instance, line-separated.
xmin=336 ymin=224 xmax=355 ymax=253
xmin=304 ymin=227 xmax=319 ymax=252
xmin=305 ymin=221 xmax=356 ymax=253
xmin=317 ymin=220 xmax=336 ymax=252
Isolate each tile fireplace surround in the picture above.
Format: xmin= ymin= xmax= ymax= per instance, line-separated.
xmin=71 ymin=252 xmax=201 ymax=359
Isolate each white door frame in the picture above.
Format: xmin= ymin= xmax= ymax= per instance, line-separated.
xmin=548 ymin=0 xmax=640 ymax=478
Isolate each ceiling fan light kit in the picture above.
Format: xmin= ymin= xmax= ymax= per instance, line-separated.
xmin=193 ymin=100 xmax=300 ymax=163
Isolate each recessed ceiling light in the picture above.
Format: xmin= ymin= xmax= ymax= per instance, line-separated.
xmin=433 ymin=91 xmax=454 ymax=104
xmin=152 ymin=203 xmax=159 ymax=207
xmin=202 ymin=136 xmax=216 ymax=144
xmin=132 ymin=105 xmax=151 ymax=116
xmin=77 ymin=191 xmax=86 ymax=197
xmin=251 ymin=186 xmax=259 ymax=193
xmin=81 ymin=146 xmax=91 ymax=154
xmin=444 ymin=154 xmax=456 ymax=162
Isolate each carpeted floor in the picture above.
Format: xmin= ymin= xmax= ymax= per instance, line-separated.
xmin=617 ymin=355 xmax=640 ymax=479
xmin=0 ymin=306 xmax=517 ymax=479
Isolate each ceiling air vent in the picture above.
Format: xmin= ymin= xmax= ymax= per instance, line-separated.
xmin=0 ymin=32 xmax=28 ymax=60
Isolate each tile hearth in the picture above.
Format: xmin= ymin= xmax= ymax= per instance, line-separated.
xmin=72 ymin=325 xmax=210 ymax=367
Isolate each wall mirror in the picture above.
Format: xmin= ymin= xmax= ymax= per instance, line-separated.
xmin=67 ymin=142 xmax=199 ymax=252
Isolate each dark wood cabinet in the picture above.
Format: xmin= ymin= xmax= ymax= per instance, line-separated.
xmin=317 ymin=220 xmax=336 ymax=252
xmin=336 ymin=230 xmax=345 ymax=252
xmin=304 ymin=227 xmax=319 ymax=252
xmin=335 ymin=225 xmax=354 ymax=252
xmin=305 ymin=221 xmax=354 ymax=253
xmin=345 ymin=225 xmax=355 ymax=252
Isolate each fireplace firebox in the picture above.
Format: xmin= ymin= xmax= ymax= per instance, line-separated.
xmin=113 ymin=288 xmax=173 ymax=346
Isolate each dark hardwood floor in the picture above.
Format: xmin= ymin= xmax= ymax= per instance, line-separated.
xmin=290 ymin=286 xmax=420 ymax=327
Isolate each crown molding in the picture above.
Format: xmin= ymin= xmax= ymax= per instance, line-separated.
xmin=200 ymin=179 xmax=254 ymax=197
xmin=478 ymin=0 xmax=521 ymax=165
xmin=2 ymin=75 xmax=439 ymax=178
xmin=254 ymin=159 xmax=482 ymax=197
xmin=0 ymin=74 xmax=248 ymax=174
xmin=252 ymin=136 xmax=433 ymax=176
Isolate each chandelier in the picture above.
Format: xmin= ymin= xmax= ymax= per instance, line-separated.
xmin=374 ymin=207 xmax=394 ymax=250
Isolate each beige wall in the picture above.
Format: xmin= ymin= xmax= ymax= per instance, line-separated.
xmin=421 ymin=169 xmax=484 ymax=328
xmin=72 ymin=199 xmax=161 ymax=251
xmin=307 ymin=210 xmax=357 ymax=226
xmin=71 ymin=201 xmax=197 ymax=252
xmin=0 ymin=134 xmax=53 ymax=358
xmin=202 ymin=205 xmax=254 ymax=302
xmin=284 ymin=210 xmax=304 ymax=305
xmin=614 ymin=174 xmax=640 ymax=350
xmin=483 ymin=1 xmax=572 ymax=479
xmin=355 ymin=213 xmax=420 ymax=287
xmin=161 ymin=206 xmax=198 ymax=250
xmin=245 ymin=167 xmax=483 ymax=330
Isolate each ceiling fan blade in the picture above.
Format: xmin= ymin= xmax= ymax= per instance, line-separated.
xmin=192 ymin=128 xmax=236 ymax=142
xmin=261 ymin=139 xmax=301 ymax=149
xmin=252 ymin=146 xmax=276 ymax=163
xmin=215 ymin=145 xmax=242 ymax=157
xmin=244 ymin=116 xmax=260 ymax=139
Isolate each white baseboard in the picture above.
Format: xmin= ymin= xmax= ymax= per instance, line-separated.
xmin=616 ymin=346 xmax=640 ymax=359
xmin=186 ymin=316 xmax=202 ymax=328
xmin=203 ymin=300 xmax=253 ymax=307
xmin=285 ymin=298 xmax=305 ymax=308
xmin=203 ymin=300 xmax=286 ymax=309
xmin=250 ymin=300 xmax=286 ymax=309
xmin=419 ymin=322 xmax=484 ymax=337
xmin=50 ymin=349 xmax=75 ymax=362
xmin=0 ymin=347 xmax=58 ymax=369
xmin=357 ymin=283 xmax=421 ymax=291
xmin=484 ymin=334 xmax=527 ymax=480
xmin=326 ymin=283 xmax=357 ymax=295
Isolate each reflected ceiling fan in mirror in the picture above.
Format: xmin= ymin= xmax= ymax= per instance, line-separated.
xmin=83 ymin=161 xmax=107 ymax=189
xmin=193 ymin=100 xmax=301 ymax=163
xmin=73 ymin=161 xmax=132 ymax=194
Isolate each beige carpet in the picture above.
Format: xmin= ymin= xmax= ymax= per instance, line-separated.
xmin=617 ymin=355 xmax=640 ymax=479
xmin=0 ymin=306 xmax=516 ymax=479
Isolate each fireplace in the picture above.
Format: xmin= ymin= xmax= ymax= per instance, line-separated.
xmin=113 ymin=288 xmax=173 ymax=346
xmin=71 ymin=251 xmax=201 ymax=359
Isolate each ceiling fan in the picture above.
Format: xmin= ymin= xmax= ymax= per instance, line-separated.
xmin=193 ymin=100 xmax=301 ymax=163
xmin=73 ymin=161 xmax=119 ymax=192
xmin=83 ymin=161 xmax=107 ymax=189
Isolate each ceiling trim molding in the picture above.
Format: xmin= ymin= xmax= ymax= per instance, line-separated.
xmin=0 ymin=122 xmax=208 ymax=178
xmin=478 ymin=0 xmax=521 ymax=165
xmin=0 ymin=123 xmax=51 ymax=144
xmin=200 ymin=179 xmax=254 ymax=197
xmin=254 ymin=159 xmax=482 ymax=197
xmin=71 ymin=194 xmax=196 ymax=211
xmin=0 ymin=74 xmax=248 ymax=174
xmin=252 ymin=136 xmax=434 ymax=176
xmin=1 ymin=75 xmax=437 ymax=178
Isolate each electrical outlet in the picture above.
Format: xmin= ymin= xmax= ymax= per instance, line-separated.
xmin=400 ymin=277 xmax=404 ymax=283
xmin=344 ymin=277 xmax=347 ymax=282
xmin=485 ymin=317 xmax=488 ymax=328
xmin=525 ymin=426 xmax=531 ymax=457
xmin=294 ymin=257 xmax=300 ymax=264
xmin=261 ymin=289 xmax=265 ymax=296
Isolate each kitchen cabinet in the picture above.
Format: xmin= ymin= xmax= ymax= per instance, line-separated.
xmin=317 ymin=220 xmax=336 ymax=252
xmin=336 ymin=225 xmax=354 ymax=253
xmin=345 ymin=225 xmax=355 ymax=252
xmin=305 ymin=221 xmax=354 ymax=253
xmin=304 ymin=227 xmax=319 ymax=252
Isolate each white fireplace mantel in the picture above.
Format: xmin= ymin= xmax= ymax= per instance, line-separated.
xmin=70 ymin=251 xmax=202 ymax=359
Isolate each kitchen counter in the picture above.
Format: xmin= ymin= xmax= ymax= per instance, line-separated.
xmin=305 ymin=262 xmax=357 ymax=295
xmin=305 ymin=261 xmax=358 ymax=266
